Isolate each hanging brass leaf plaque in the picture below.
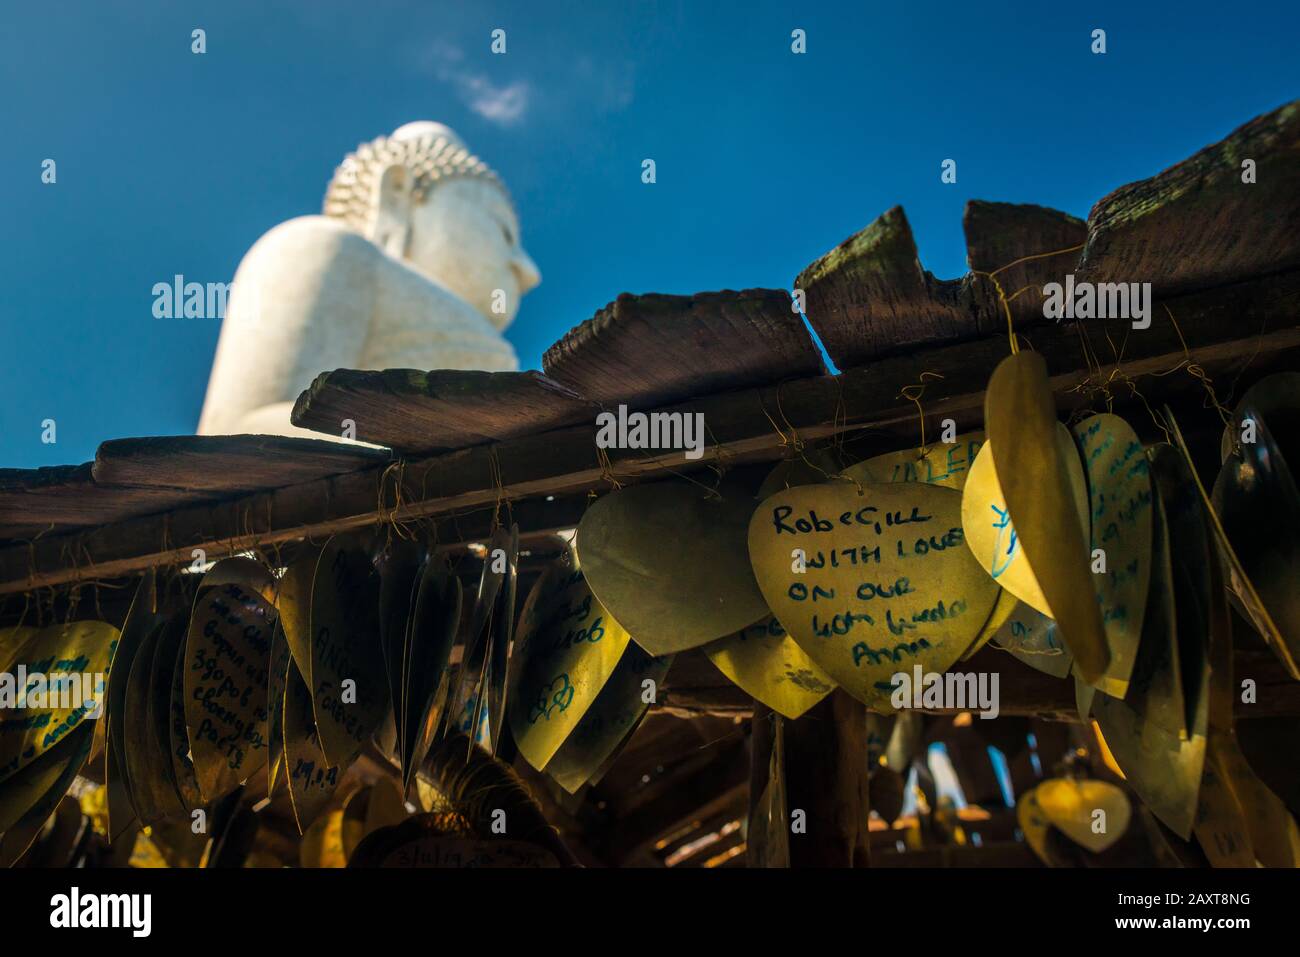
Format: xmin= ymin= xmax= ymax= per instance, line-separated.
xmin=401 ymin=559 xmax=461 ymax=790
xmin=1072 ymin=413 xmax=1154 ymax=698
xmin=0 ymin=725 xmax=93 ymax=866
xmin=284 ymin=658 xmax=339 ymax=834
xmin=377 ymin=542 xmax=421 ymax=762
xmin=960 ymin=588 xmax=1017 ymax=661
xmin=1035 ymin=777 xmax=1130 ymax=852
xmin=266 ymin=622 xmax=292 ymax=799
xmin=1122 ymin=457 xmax=1183 ymax=738
xmin=960 ymin=425 xmax=1088 ymax=618
xmin=104 ymin=569 xmax=171 ymax=838
xmin=277 ymin=549 xmax=318 ymax=687
xmin=508 ymin=548 xmax=632 ymax=772
xmin=545 ymin=643 xmax=674 ymax=793
xmin=845 ymin=431 xmax=1012 ymax=662
xmin=1016 ymin=785 xmax=1053 ymax=865
xmin=121 ymin=621 xmax=183 ymax=825
xmin=300 ymin=807 xmax=348 ymax=868
xmin=980 ymin=351 xmax=1108 ymax=684
xmin=0 ymin=720 xmax=93 ymax=834
xmin=1193 ymin=732 xmax=1256 ymax=867
xmin=1166 ymin=407 xmax=1298 ymax=679
xmin=165 ymin=632 xmax=204 ymax=810
xmin=1149 ymin=444 xmax=1214 ymax=738
xmin=1213 ymin=409 xmax=1300 ymax=674
xmin=182 ymin=558 xmax=277 ymax=801
xmin=843 ymin=432 xmax=986 ymax=490
xmin=0 ymin=619 xmax=117 ymax=785
xmin=307 ymin=541 xmax=388 ymax=768
xmin=578 ymin=482 xmax=770 ymax=654
xmin=703 ymin=616 xmax=834 ymax=719
xmin=993 ymin=603 xmax=1072 ymax=679
xmin=1093 ymin=675 xmax=1206 ymax=840
xmin=1209 ymin=731 xmax=1300 ymax=868
xmin=749 ymin=481 xmax=998 ymax=709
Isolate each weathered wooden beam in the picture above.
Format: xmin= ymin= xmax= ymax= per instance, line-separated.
xmin=93 ymin=434 xmax=389 ymax=491
xmin=0 ymin=463 xmax=224 ymax=540
xmin=543 ymin=289 xmax=824 ymax=408
xmin=0 ymin=272 xmax=1296 ymax=596
xmin=796 ymin=205 xmax=983 ymax=369
xmin=290 ymin=369 xmax=596 ymax=455
xmin=963 ymin=200 xmax=1087 ymax=332
xmin=1078 ymin=99 xmax=1300 ymax=296
xmin=602 ymin=736 xmax=750 ymax=863
xmin=783 ymin=690 xmax=871 ymax=866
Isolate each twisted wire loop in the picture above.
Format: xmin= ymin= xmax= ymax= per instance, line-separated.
xmin=897 ymin=371 xmax=946 ymax=461
xmin=968 ymin=242 xmax=1085 ymax=356
xmin=487 ymin=445 xmax=514 ymax=532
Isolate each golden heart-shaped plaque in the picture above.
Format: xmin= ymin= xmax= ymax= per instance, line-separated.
xmin=703 ymin=615 xmax=834 ymax=719
xmin=1035 ymin=777 xmax=1131 ymax=853
xmin=748 ymin=480 xmax=998 ymax=708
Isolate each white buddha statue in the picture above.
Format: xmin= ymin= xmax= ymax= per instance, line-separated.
xmin=197 ymin=121 xmax=541 ymax=437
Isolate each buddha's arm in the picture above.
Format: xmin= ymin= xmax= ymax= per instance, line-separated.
xmin=197 ymin=217 xmax=376 ymax=436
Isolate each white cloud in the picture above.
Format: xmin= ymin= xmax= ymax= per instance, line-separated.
xmin=459 ymin=76 xmax=530 ymax=125
xmin=425 ymin=41 xmax=530 ymax=126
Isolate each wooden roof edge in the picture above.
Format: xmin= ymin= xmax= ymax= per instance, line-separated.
xmin=94 ymin=432 xmax=391 ymax=473
xmin=541 ymin=287 xmax=798 ymax=371
xmin=0 ymin=267 xmax=1295 ymax=596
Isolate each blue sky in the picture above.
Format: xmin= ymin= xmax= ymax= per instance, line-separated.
xmin=1 ymin=0 xmax=1296 ymax=469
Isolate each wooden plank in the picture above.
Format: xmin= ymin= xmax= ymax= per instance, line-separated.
xmin=783 ymin=690 xmax=871 ymax=866
xmin=659 ymin=649 xmax=751 ymax=716
xmin=0 ymin=270 xmax=1295 ymax=596
xmin=290 ymin=368 xmax=596 ymax=454
xmin=0 ymin=463 xmax=221 ymax=541
xmin=542 ymin=289 xmax=824 ymax=408
xmin=591 ymin=714 xmax=741 ymax=821
xmin=1078 ymin=99 xmax=1300 ymax=295
xmin=602 ymin=736 xmax=750 ymax=862
xmin=963 ymin=200 xmax=1087 ymax=333
xmin=93 ymin=434 xmax=389 ymax=492
xmin=795 ymin=205 xmax=985 ymax=370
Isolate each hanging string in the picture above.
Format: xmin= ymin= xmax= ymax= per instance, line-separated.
xmin=703 ymin=420 xmax=732 ymax=493
xmin=593 ymin=445 xmax=624 ymax=491
xmin=828 ymin=374 xmax=851 ymax=468
xmin=1160 ymin=301 xmax=1238 ymax=449
xmin=265 ymin=495 xmax=285 ymax=571
xmin=376 ymin=459 xmax=418 ymax=548
xmin=969 ymin=242 xmax=1085 ymax=356
xmin=758 ymin=381 xmax=866 ymax=493
xmin=487 ymin=445 xmax=512 ymax=531
xmin=897 ymin=371 xmax=946 ymax=460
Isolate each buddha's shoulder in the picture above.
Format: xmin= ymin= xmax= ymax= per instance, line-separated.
xmin=239 ymin=216 xmax=381 ymax=275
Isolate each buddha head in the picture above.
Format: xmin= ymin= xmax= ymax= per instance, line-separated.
xmin=323 ymin=121 xmax=540 ymax=330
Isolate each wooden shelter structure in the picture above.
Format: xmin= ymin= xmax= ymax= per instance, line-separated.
xmin=1 ymin=100 xmax=1298 ymax=868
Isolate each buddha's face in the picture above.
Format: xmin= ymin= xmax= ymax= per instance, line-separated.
xmin=403 ymin=177 xmax=540 ymax=330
